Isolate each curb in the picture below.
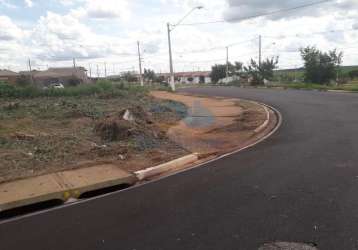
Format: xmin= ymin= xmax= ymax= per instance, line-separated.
xmin=0 ymin=164 xmax=137 ymax=213
xmin=135 ymin=154 xmax=199 ymax=180
xmin=254 ymin=106 xmax=270 ymax=133
xmin=326 ymin=89 xmax=358 ymax=93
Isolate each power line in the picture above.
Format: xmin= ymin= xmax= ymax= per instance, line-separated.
xmin=180 ymin=0 xmax=335 ymax=26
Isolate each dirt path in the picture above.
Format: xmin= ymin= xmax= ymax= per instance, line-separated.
xmin=151 ymin=91 xmax=277 ymax=156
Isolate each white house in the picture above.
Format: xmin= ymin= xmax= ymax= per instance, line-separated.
xmin=161 ymin=71 xmax=211 ymax=84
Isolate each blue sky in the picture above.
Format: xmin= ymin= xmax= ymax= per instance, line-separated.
xmin=0 ymin=0 xmax=358 ymax=74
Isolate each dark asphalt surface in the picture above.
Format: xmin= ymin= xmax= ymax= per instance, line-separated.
xmin=1 ymin=87 xmax=358 ymax=250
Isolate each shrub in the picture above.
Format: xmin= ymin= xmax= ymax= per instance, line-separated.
xmin=0 ymin=81 xmax=147 ymax=99
xmin=16 ymin=74 xmax=31 ymax=87
xmin=68 ymin=76 xmax=82 ymax=86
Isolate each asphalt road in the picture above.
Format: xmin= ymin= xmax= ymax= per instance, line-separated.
xmin=1 ymin=87 xmax=358 ymax=250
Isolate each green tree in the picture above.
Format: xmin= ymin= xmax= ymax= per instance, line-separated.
xmin=244 ymin=57 xmax=279 ymax=85
xmin=300 ymin=46 xmax=343 ymax=84
xmin=210 ymin=61 xmax=243 ymax=84
xmin=122 ymin=71 xmax=138 ymax=83
xmin=143 ymin=68 xmax=157 ymax=82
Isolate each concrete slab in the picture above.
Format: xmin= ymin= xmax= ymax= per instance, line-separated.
xmin=0 ymin=175 xmax=66 ymax=212
xmin=0 ymin=164 xmax=137 ymax=212
xmin=58 ymin=164 xmax=137 ymax=198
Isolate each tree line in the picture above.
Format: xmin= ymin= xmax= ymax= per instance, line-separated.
xmin=210 ymin=46 xmax=347 ymax=85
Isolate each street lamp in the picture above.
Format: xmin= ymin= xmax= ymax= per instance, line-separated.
xmin=167 ymin=6 xmax=204 ymax=91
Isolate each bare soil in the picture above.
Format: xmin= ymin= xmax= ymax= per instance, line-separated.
xmin=0 ymin=95 xmax=188 ymax=183
xmin=151 ymin=91 xmax=270 ymax=156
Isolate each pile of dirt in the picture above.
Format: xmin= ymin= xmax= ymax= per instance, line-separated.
xmin=94 ymin=118 xmax=133 ymax=141
xmin=94 ymin=106 xmax=160 ymax=142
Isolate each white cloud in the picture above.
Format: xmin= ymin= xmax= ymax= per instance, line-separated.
xmin=0 ymin=0 xmax=17 ymax=8
xmin=0 ymin=16 xmax=23 ymax=41
xmin=223 ymin=0 xmax=358 ymax=22
xmin=67 ymin=0 xmax=130 ymax=20
xmin=24 ymin=0 xmax=33 ymax=8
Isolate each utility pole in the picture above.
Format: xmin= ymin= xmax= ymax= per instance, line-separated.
xmin=258 ymin=35 xmax=262 ymax=68
xmin=97 ymin=64 xmax=100 ymax=78
xmin=137 ymin=41 xmax=144 ymax=86
xmin=28 ymin=58 xmax=34 ymax=85
xmin=88 ymin=63 xmax=92 ymax=78
xmin=167 ymin=23 xmax=175 ymax=91
xmin=73 ymin=58 xmax=76 ymax=68
xmin=104 ymin=62 xmax=107 ymax=78
xmin=226 ymin=46 xmax=229 ymax=78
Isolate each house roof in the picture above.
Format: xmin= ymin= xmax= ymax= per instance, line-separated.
xmin=0 ymin=69 xmax=19 ymax=76
xmin=20 ymin=67 xmax=87 ymax=78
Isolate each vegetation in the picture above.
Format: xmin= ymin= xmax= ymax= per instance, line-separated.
xmin=0 ymin=80 xmax=148 ymax=98
xmin=0 ymin=86 xmax=188 ymax=183
xmin=348 ymin=69 xmax=358 ymax=80
xmin=122 ymin=71 xmax=138 ymax=83
xmin=300 ymin=46 xmax=343 ymax=84
xmin=143 ymin=68 xmax=157 ymax=82
xmin=210 ymin=61 xmax=243 ymax=83
xmin=244 ymin=57 xmax=279 ymax=85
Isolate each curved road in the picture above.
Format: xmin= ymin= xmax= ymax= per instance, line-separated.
xmin=1 ymin=87 xmax=358 ymax=250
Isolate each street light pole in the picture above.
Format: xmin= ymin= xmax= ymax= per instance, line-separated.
xmin=226 ymin=46 xmax=229 ymax=78
xmin=167 ymin=6 xmax=203 ymax=92
xmin=137 ymin=41 xmax=144 ymax=87
xmin=167 ymin=23 xmax=175 ymax=91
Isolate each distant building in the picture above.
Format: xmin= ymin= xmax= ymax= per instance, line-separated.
xmin=160 ymin=71 xmax=211 ymax=84
xmin=0 ymin=69 xmax=19 ymax=84
xmin=20 ymin=67 xmax=90 ymax=87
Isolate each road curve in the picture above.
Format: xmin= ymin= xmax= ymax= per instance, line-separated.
xmin=1 ymin=87 xmax=358 ymax=250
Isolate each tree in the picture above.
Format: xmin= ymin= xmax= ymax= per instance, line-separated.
xmin=143 ymin=68 xmax=157 ymax=82
xmin=300 ymin=46 xmax=343 ymax=84
xmin=210 ymin=61 xmax=243 ymax=84
xmin=210 ymin=64 xmax=226 ymax=83
xmin=244 ymin=57 xmax=279 ymax=85
xmin=122 ymin=71 xmax=138 ymax=82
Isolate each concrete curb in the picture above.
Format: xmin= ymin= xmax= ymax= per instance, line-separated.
xmin=135 ymin=154 xmax=199 ymax=180
xmin=326 ymin=89 xmax=358 ymax=93
xmin=0 ymin=164 xmax=137 ymax=213
xmin=254 ymin=106 xmax=270 ymax=133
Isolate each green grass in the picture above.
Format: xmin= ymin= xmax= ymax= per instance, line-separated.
xmin=274 ymin=65 xmax=358 ymax=80
xmin=0 ymin=80 xmax=149 ymax=99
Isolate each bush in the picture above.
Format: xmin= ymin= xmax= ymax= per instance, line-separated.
xmin=348 ymin=70 xmax=358 ymax=80
xmin=0 ymin=81 xmax=148 ymax=99
xmin=68 ymin=77 xmax=82 ymax=87
xmin=16 ymin=74 xmax=31 ymax=87
xmin=300 ymin=46 xmax=343 ymax=84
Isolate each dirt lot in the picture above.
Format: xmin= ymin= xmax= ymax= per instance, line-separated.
xmin=0 ymin=94 xmax=189 ymax=183
xmin=151 ymin=91 xmax=272 ymax=156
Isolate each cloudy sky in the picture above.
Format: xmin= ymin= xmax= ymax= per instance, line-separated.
xmin=0 ymin=0 xmax=358 ymax=75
